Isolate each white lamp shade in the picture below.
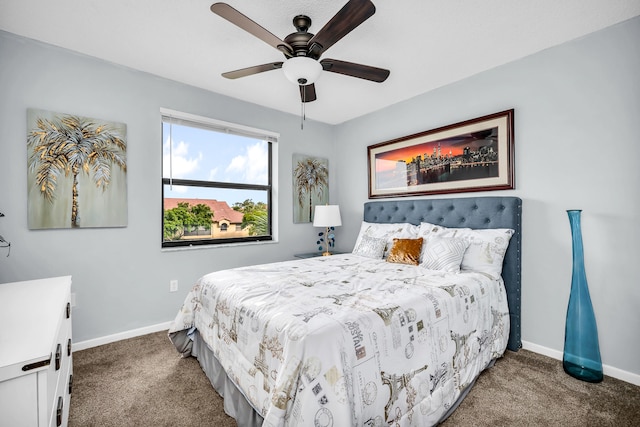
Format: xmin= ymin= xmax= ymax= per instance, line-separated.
xmin=313 ymin=205 xmax=342 ymax=227
xmin=282 ymin=57 xmax=323 ymax=86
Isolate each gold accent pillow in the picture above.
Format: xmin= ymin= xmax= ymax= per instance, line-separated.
xmin=386 ymin=237 xmax=424 ymax=266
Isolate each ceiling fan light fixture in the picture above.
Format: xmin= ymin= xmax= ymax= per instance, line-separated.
xmin=282 ymin=57 xmax=322 ymax=86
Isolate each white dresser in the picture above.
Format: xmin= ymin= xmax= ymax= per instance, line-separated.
xmin=0 ymin=276 xmax=73 ymax=427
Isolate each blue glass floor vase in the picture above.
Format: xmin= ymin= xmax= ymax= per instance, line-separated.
xmin=563 ymin=210 xmax=603 ymax=382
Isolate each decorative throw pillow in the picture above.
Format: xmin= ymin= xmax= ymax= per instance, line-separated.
xmin=417 ymin=222 xmax=439 ymax=241
xmin=352 ymin=222 xmax=419 ymax=258
xmin=458 ymin=228 xmax=514 ymax=279
xmin=420 ymin=237 xmax=470 ymax=273
xmin=353 ymin=235 xmax=387 ymax=259
xmin=425 ymin=223 xmax=514 ymax=279
xmin=386 ymin=238 xmax=423 ymax=266
xmin=417 ymin=222 xmax=515 ymax=278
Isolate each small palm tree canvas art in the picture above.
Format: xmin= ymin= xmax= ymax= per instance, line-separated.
xmin=26 ymin=109 xmax=127 ymax=229
xmin=293 ymin=154 xmax=329 ymax=223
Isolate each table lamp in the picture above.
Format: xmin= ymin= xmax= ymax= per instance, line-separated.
xmin=313 ymin=205 xmax=342 ymax=256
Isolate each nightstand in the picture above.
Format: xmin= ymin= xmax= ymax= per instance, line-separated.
xmin=294 ymin=251 xmax=346 ymax=259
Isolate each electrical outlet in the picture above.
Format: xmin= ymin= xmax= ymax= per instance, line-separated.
xmin=169 ymin=280 xmax=178 ymax=292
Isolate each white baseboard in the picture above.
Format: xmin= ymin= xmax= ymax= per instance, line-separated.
xmin=73 ymin=321 xmax=172 ymax=352
xmin=521 ymin=341 xmax=564 ymax=360
xmin=522 ymin=340 xmax=640 ymax=386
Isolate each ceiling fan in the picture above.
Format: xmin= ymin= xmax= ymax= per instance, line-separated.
xmin=211 ymin=0 xmax=390 ymax=104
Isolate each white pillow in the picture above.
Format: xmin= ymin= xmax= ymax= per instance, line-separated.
xmin=459 ymin=228 xmax=514 ymax=279
xmin=420 ymin=237 xmax=469 ymax=273
xmin=352 ymin=222 xmax=419 ymax=258
xmin=353 ymin=235 xmax=387 ymax=259
xmin=420 ymin=222 xmax=514 ymax=279
xmin=417 ymin=222 xmax=439 ymax=241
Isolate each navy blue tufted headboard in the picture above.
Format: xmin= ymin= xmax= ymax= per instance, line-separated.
xmin=364 ymin=196 xmax=522 ymax=351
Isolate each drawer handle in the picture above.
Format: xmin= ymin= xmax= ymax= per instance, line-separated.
xmin=56 ymin=396 xmax=63 ymax=426
xmin=22 ymin=355 xmax=51 ymax=371
xmin=66 ymin=302 xmax=71 ymax=319
xmin=55 ymin=343 xmax=62 ymax=370
xmin=69 ymin=374 xmax=73 ymax=395
xmin=68 ymin=338 xmax=72 ymax=357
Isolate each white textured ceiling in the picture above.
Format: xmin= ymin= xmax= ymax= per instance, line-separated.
xmin=1 ymin=0 xmax=639 ymax=124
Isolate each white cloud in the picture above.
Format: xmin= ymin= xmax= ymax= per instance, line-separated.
xmin=163 ymin=136 xmax=202 ymax=178
xmin=207 ymin=167 xmax=219 ymax=181
xmin=226 ymin=155 xmax=246 ymax=173
xmin=225 ymin=141 xmax=268 ymax=184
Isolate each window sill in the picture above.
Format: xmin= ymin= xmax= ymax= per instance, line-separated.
xmin=161 ymin=239 xmax=279 ymax=252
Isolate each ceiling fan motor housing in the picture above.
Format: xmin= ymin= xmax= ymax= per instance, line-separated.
xmin=284 ymin=15 xmax=319 ymax=59
xmin=281 ymin=15 xmax=322 ymax=85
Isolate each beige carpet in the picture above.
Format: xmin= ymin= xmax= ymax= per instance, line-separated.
xmin=69 ymin=331 xmax=640 ymax=426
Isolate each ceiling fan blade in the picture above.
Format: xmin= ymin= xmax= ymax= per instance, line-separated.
xmin=211 ymin=3 xmax=293 ymax=56
xmin=307 ymin=0 xmax=376 ymax=56
xmin=222 ymin=62 xmax=283 ymax=79
xmin=320 ymin=58 xmax=389 ymax=82
xmin=299 ymin=84 xmax=317 ymax=103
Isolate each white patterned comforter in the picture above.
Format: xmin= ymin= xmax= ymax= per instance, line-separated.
xmin=169 ymin=254 xmax=510 ymax=426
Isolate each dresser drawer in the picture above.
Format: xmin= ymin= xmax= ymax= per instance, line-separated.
xmin=47 ymin=300 xmax=72 ymax=427
xmin=49 ymin=364 xmax=72 ymax=427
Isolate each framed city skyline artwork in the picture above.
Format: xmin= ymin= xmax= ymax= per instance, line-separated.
xmin=367 ymin=109 xmax=514 ymax=198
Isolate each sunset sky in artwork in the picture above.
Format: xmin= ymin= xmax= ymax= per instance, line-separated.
xmin=376 ymin=141 xmax=463 ymax=163
xmin=374 ymin=128 xmax=498 ymax=171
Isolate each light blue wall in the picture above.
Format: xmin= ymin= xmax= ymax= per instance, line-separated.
xmin=1 ymin=15 xmax=638 ymax=379
xmin=0 ymin=30 xmax=335 ymax=342
xmin=334 ymin=16 xmax=640 ymax=378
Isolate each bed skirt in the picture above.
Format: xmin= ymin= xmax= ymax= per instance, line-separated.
xmin=183 ymin=329 xmax=265 ymax=426
xmin=172 ymin=329 xmax=488 ymax=426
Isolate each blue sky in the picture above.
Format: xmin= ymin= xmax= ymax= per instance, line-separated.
xmin=162 ymin=123 xmax=268 ymax=207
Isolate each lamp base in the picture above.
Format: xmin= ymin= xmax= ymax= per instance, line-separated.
xmin=321 ymin=226 xmax=333 ymax=256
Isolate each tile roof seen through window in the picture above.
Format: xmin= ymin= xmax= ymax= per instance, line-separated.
xmin=163 ymin=198 xmax=244 ymax=224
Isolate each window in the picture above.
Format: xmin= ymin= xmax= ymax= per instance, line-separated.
xmin=161 ymin=109 xmax=277 ymax=248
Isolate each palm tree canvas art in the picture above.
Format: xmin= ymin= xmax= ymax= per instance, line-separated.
xmin=27 ymin=109 xmax=127 ymax=229
xmin=293 ymin=153 xmax=329 ymax=223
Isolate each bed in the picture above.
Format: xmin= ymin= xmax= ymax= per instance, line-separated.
xmin=169 ymin=196 xmax=522 ymax=426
